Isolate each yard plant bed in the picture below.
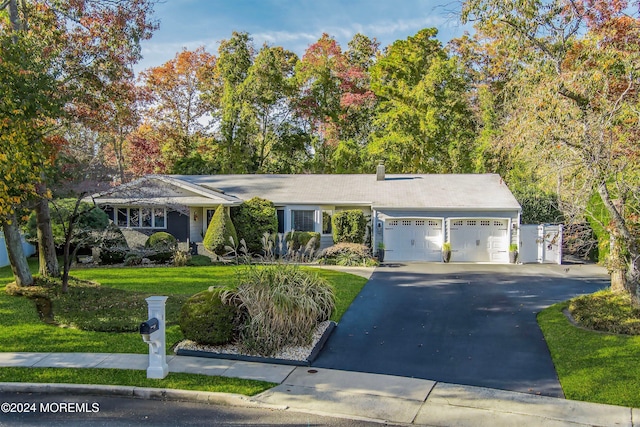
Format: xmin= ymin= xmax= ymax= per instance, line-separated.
xmin=175 ymin=321 xmax=336 ymax=366
xmin=538 ymin=292 xmax=640 ymax=408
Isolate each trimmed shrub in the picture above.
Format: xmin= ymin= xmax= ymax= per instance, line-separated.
xmin=224 ymin=265 xmax=335 ymax=356
xmin=203 ymin=205 xmax=238 ymax=256
xmin=332 ymin=210 xmax=366 ymax=243
xmin=231 ymin=197 xmax=278 ymax=254
xmin=145 ymin=232 xmax=177 ymax=251
xmin=98 ymin=224 xmax=129 ymax=265
xmin=285 ymin=231 xmax=321 ymax=251
xmin=187 ymin=255 xmax=213 ymax=266
xmin=144 ymin=232 xmax=178 ymax=263
xmin=124 ymin=253 xmax=142 ymax=266
xmin=319 ymin=243 xmax=377 ymax=266
xmin=179 ymin=287 xmax=239 ymax=346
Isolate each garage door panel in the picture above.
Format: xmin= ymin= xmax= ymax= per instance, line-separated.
xmin=450 ymin=219 xmax=509 ymax=263
xmin=384 ymin=218 xmax=442 ymax=262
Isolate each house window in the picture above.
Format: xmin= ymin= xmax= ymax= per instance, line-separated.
xmin=322 ymin=211 xmax=333 ymax=235
xmin=113 ymin=207 xmax=167 ymax=229
xmin=206 ymin=209 xmax=216 ymax=226
xmin=117 ymin=208 xmax=127 ymax=227
xmin=154 ymin=208 xmax=165 ymax=228
xmin=129 ymin=208 xmax=140 ymax=227
xmin=292 ymin=210 xmax=315 ymax=232
xmin=141 ymin=208 xmax=152 ymax=228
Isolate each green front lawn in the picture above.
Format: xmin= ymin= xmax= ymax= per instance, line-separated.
xmin=538 ymin=302 xmax=640 ymax=408
xmin=0 ymin=367 xmax=275 ymax=395
xmin=0 ymin=261 xmax=368 ymax=354
xmin=0 ymin=260 xmax=367 ymax=395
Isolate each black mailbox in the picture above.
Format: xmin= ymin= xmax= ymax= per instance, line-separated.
xmin=140 ymin=318 xmax=159 ymax=335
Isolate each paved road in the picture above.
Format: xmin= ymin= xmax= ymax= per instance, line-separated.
xmin=313 ymin=263 xmax=608 ymax=398
xmin=0 ymin=392 xmax=379 ymax=426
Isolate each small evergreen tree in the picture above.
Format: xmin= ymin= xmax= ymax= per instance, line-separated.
xmin=231 ymin=197 xmax=277 ymax=253
xmin=203 ymin=205 xmax=238 ymax=256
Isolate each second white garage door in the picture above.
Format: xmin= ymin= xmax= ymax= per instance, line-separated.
xmin=449 ymin=219 xmax=509 ymax=263
xmin=384 ymin=218 xmax=443 ymax=262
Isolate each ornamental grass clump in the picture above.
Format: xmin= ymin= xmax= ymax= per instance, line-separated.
xmin=223 ymin=264 xmax=335 ymax=356
xmin=319 ymin=243 xmax=377 ymax=266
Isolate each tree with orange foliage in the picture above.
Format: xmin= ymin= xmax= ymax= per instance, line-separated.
xmin=0 ymin=0 xmax=157 ymax=287
xmin=295 ymin=33 xmax=378 ymax=172
xmin=462 ymin=0 xmax=640 ymax=300
xmin=139 ymin=47 xmax=216 ymax=170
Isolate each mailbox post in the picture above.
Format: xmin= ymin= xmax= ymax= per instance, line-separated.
xmin=140 ymin=296 xmax=169 ymax=379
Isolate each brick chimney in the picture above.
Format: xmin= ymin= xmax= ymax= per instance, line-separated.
xmin=376 ymin=160 xmax=385 ymax=181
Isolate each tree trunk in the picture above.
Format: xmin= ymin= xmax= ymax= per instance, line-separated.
xmin=35 ymin=181 xmax=60 ymax=278
xmin=2 ymin=213 xmax=34 ymax=287
xmin=609 ymin=232 xmax=626 ymax=293
xmin=596 ymin=182 xmax=640 ymax=303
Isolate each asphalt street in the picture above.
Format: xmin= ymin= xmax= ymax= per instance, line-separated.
xmin=0 ymin=391 xmax=380 ymax=426
xmin=313 ymin=263 xmax=608 ymax=397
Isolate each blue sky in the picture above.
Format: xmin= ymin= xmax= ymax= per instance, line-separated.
xmin=137 ymin=0 xmax=471 ymax=72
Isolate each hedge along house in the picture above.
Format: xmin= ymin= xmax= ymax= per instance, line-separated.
xmin=92 ymin=167 xmax=522 ymax=263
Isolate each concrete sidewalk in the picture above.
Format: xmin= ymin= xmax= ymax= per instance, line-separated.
xmin=0 ymin=352 xmax=636 ymax=426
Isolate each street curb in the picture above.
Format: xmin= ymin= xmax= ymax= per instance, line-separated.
xmin=0 ymin=382 xmax=288 ymax=410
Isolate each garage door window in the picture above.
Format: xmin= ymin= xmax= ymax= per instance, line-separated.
xmin=481 ymin=220 xmax=490 ymax=226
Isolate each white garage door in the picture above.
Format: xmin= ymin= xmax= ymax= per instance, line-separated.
xmin=384 ymin=219 xmax=443 ymax=261
xmin=449 ymin=219 xmax=509 ymax=263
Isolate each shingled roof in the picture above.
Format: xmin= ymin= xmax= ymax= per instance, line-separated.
xmin=168 ymin=173 xmax=521 ymax=211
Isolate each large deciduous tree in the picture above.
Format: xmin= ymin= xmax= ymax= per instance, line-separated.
xmin=244 ymin=44 xmax=300 ymax=172
xmin=295 ymin=33 xmax=378 ymax=172
xmin=462 ymin=0 xmax=640 ymax=299
xmin=368 ymin=28 xmax=477 ymax=173
xmin=139 ymin=47 xmax=215 ymax=170
xmin=0 ymin=0 xmax=157 ymax=286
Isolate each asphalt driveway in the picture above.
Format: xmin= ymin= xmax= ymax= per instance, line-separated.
xmin=313 ymin=263 xmax=609 ymax=397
